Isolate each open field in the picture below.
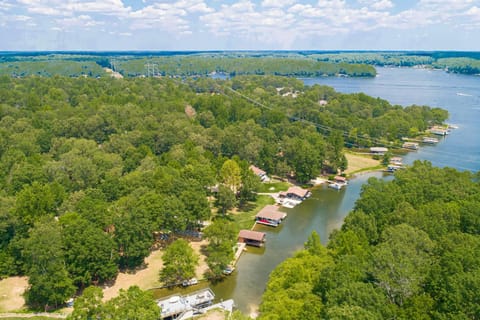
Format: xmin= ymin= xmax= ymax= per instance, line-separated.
xmin=102 ymin=239 xmax=209 ymax=301
xmin=344 ymin=152 xmax=382 ymax=175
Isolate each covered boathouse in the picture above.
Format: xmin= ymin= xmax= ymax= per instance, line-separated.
xmin=279 ymin=186 xmax=311 ymax=201
xmin=238 ymin=230 xmax=266 ymax=247
xmin=255 ymin=205 xmax=287 ymax=227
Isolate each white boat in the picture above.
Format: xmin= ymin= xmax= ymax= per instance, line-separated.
xmin=328 ymin=182 xmax=343 ymax=190
xmin=182 ymin=278 xmax=198 ymax=287
xmin=223 ymin=265 xmax=235 ymax=275
xmin=387 ymin=165 xmax=402 ymax=172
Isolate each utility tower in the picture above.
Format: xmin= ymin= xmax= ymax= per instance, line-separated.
xmin=144 ymin=63 xmax=158 ymax=77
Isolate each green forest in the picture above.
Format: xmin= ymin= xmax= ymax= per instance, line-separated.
xmin=0 ymin=54 xmax=376 ymax=78
xmin=312 ymin=52 xmax=480 ymax=75
xmin=0 ymin=74 xmax=447 ymax=314
xmin=2 ymin=52 xmax=479 ymax=78
xmin=260 ymin=161 xmax=480 ymax=319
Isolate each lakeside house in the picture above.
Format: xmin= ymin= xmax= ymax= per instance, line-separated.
xmin=255 ymin=205 xmax=287 ymax=227
xmin=249 ymin=165 xmax=270 ymax=182
xmin=238 ymin=230 xmax=266 ymax=247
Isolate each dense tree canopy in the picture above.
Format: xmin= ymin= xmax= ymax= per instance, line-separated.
xmin=0 ymin=74 xmax=447 ymax=311
xmin=68 ymin=285 xmax=160 ymax=320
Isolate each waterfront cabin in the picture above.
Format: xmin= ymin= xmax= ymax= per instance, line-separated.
xmin=370 ymin=147 xmax=388 ymax=155
xmin=402 ymin=142 xmax=419 ymax=150
xmin=249 ymin=165 xmax=270 ymax=182
xmin=255 ymin=205 xmax=287 ymax=227
xmin=157 ymin=288 xmax=215 ymax=319
xmin=238 ymin=230 xmax=266 ymax=247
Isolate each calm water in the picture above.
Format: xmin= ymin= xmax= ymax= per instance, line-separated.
xmin=156 ymin=68 xmax=480 ymax=314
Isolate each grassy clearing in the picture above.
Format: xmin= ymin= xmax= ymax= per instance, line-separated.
xmin=344 ymin=152 xmax=382 ymax=176
xmin=257 ymin=182 xmax=290 ymax=193
xmin=231 ymin=195 xmax=275 ymax=230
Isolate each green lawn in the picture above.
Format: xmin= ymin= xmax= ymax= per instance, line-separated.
xmin=257 ymin=182 xmax=290 ymax=193
xmin=231 ymin=195 xmax=275 ymax=230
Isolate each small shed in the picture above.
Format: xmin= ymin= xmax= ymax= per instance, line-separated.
xmin=238 ymin=230 xmax=266 ymax=247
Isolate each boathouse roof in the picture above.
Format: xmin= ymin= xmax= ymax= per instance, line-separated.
xmin=286 ymin=186 xmax=309 ymax=198
xmin=238 ymin=230 xmax=266 ymax=242
xmin=255 ymin=205 xmax=286 ymax=221
xmin=334 ymin=176 xmax=347 ymax=182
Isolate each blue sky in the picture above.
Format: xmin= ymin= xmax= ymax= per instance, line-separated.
xmin=0 ymin=0 xmax=479 ymax=51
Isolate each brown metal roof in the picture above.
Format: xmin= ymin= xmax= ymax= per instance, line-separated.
xmin=255 ymin=205 xmax=287 ymax=220
xmin=238 ymin=230 xmax=266 ymax=242
xmin=249 ymin=165 xmax=266 ymax=176
xmin=287 ymin=186 xmax=309 ymax=198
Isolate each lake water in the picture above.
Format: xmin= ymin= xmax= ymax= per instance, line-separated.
xmin=303 ymin=67 xmax=480 ymax=172
xmin=156 ymin=68 xmax=480 ymax=315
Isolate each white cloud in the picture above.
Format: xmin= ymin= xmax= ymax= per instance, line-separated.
xmin=359 ymin=0 xmax=393 ymax=10
xmin=128 ymin=3 xmax=190 ymax=33
xmin=0 ymin=0 xmax=13 ymax=10
xmin=3 ymin=0 xmax=480 ymax=50
xmin=261 ymin=0 xmax=296 ymax=8
xmin=174 ymin=0 xmax=214 ymax=13
xmin=16 ymin=0 xmax=131 ymax=17
xmin=56 ymin=14 xmax=104 ymax=29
